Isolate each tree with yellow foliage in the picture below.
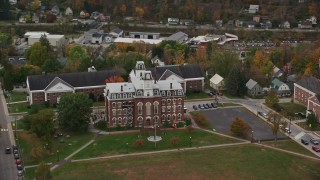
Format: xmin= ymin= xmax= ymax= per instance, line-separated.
xmin=31 ymin=0 xmax=41 ymax=12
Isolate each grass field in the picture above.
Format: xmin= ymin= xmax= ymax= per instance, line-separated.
xmin=73 ymin=129 xmax=239 ymax=160
xmin=185 ymin=92 xmax=209 ymax=100
xmin=8 ymin=102 xmax=29 ymax=113
xmin=279 ymin=102 xmax=307 ymax=116
xmin=6 ymin=91 xmax=27 ymax=102
xmin=262 ymin=139 xmax=318 ymax=158
xmin=17 ymin=131 xmax=93 ymax=166
xmin=52 ymin=145 xmax=320 ymax=180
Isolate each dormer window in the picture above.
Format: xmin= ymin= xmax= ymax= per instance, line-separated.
xmin=111 ymin=94 xmax=116 ymax=99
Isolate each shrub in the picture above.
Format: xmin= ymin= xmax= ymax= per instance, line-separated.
xmin=43 ymin=101 xmax=50 ymax=108
xmin=185 ymin=118 xmax=192 ymax=126
xmin=230 ymin=117 xmax=252 ymax=139
xmin=135 ymin=139 xmax=144 ymax=149
xmin=177 ymin=121 xmax=185 ymax=128
xmin=171 ymin=136 xmax=180 ymax=146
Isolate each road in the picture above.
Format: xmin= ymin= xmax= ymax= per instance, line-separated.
xmin=0 ymin=88 xmax=18 ymax=180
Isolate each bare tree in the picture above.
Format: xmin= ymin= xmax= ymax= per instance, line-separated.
xmin=267 ymin=111 xmax=284 ymax=145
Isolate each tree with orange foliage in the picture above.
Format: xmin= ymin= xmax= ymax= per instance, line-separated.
xmin=121 ymin=4 xmax=127 ymax=17
xmin=105 ymin=76 xmax=125 ymax=84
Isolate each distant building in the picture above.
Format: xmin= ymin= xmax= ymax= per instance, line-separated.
xmin=166 ymin=31 xmax=188 ymax=43
xmin=179 ymin=19 xmax=194 ymax=26
xmin=298 ymin=20 xmax=312 ymax=29
xmin=215 ymin=20 xmax=223 ymax=28
xmin=150 ymin=56 xmax=165 ymax=66
xmin=168 ymin=18 xmax=179 ymax=25
xmin=109 ymin=28 xmax=124 ymax=38
xmin=32 ymin=13 xmax=39 ymax=23
xmin=279 ymin=21 xmax=290 ymax=29
xmin=249 ymin=5 xmax=259 ymax=14
xmin=270 ymin=78 xmax=290 ymax=96
xmin=84 ymin=29 xmax=104 ymax=44
xmin=129 ymin=32 xmax=160 ymax=39
xmin=8 ymin=56 xmax=26 ymax=67
xmin=65 ymin=7 xmax=73 ymax=16
xmin=26 ymin=33 xmax=66 ymax=47
xmin=51 ymin=5 xmax=60 ymax=16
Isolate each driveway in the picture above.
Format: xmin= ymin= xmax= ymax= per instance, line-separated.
xmin=197 ymin=107 xmax=287 ymax=141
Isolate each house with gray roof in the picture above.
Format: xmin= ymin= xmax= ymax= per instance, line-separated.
xmin=294 ymin=76 xmax=320 ymax=121
xmin=27 ymin=70 xmax=117 ymax=104
xmin=166 ymin=31 xmax=188 ymax=43
xmin=246 ymin=79 xmax=263 ymax=97
xmin=147 ymin=64 xmax=204 ymax=93
xmin=210 ymin=74 xmax=225 ymax=91
xmin=109 ymin=28 xmax=124 ymax=38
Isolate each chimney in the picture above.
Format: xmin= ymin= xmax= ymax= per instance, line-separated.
xmin=170 ymin=83 xmax=172 ymax=89
xmin=121 ymin=85 xmax=123 ymax=92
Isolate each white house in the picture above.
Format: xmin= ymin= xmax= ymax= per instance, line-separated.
xmin=210 ymin=74 xmax=224 ymax=91
xmin=151 ymin=56 xmax=165 ymax=66
xmin=249 ymin=5 xmax=259 ymax=14
xmin=271 ymin=78 xmax=290 ymax=96
xmin=109 ymin=28 xmax=124 ymax=38
xmin=65 ymin=7 xmax=73 ymax=16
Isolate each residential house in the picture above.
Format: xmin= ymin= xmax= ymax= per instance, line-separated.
xmin=271 ymin=78 xmax=290 ymax=96
xmin=294 ymin=76 xmax=320 ymax=121
xmin=227 ymin=20 xmax=234 ymax=27
xmin=84 ymin=29 xmax=104 ymax=43
xmin=298 ymin=20 xmax=312 ymax=29
xmin=210 ymin=74 xmax=224 ymax=91
xmin=9 ymin=0 xmax=17 ymax=5
xmin=249 ymin=5 xmax=259 ymax=14
xmin=253 ymin=15 xmax=260 ymax=23
xmin=80 ymin=10 xmax=90 ymax=19
xmin=109 ymin=28 xmax=124 ymax=38
xmin=27 ymin=70 xmax=117 ymax=104
xmin=309 ymin=16 xmax=317 ymax=25
xmin=260 ymin=21 xmax=272 ymax=29
xmin=166 ymin=31 xmax=188 ymax=43
xmin=90 ymin=11 xmax=99 ymax=20
xmin=150 ymin=56 xmax=165 ymax=66
xmin=279 ymin=21 xmax=290 ymax=29
xmin=105 ymin=61 xmax=185 ymax=128
xmin=246 ymin=79 xmax=263 ymax=97
xmin=8 ymin=56 xmax=26 ymax=67
xmin=215 ymin=20 xmax=223 ymax=28
xmin=19 ymin=16 xmax=26 ymax=23
xmin=65 ymin=7 xmax=73 ymax=16
xmin=273 ymin=66 xmax=284 ymax=78
xmin=168 ymin=18 xmax=179 ymax=25
xmin=91 ymin=33 xmax=104 ymax=44
xmin=147 ymin=64 xmax=204 ymax=93
xmin=235 ymin=20 xmax=244 ymax=27
xmin=51 ymin=5 xmax=60 ymax=16
xmin=247 ymin=21 xmax=257 ymax=28
xmin=32 ymin=13 xmax=39 ymax=23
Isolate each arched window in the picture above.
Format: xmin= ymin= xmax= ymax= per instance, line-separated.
xmin=123 ymin=117 xmax=128 ymax=124
xmin=162 ymin=114 xmax=166 ymax=121
xmin=153 ymin=101 xmax=159 ymax=114
xmin=112 ymin=117 xmax=116 ymax=126
xmin=154 ymin=116 xmax=159 ymax=124
xmin=146 ymin=102 xmax=151 ymax=115
xmin=137 ymin=102 xmax=143 ymax=115
xmin=178 ymin=98 xmax=182 ymax=104
xmin=118 ymin=117 xmax=122 ymax=124
xmin=177 ymin=113 xmax=182 ymax=120
xmin=137 ymin=117 xmax=143 ymax=127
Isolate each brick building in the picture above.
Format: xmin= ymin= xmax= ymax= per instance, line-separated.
xmin=27 ymin=70 xmax=117 ymax=104
xmin=294 ymin=76 xmax=320 ymax=121
xmin=104 ymin=61 xmax=185 ymax=128
xmin=147 ymin=64 xmax=204 ymax=93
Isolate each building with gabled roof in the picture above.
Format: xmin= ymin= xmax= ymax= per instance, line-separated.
xmin=27 ymin=70 xmax=117 ymax=104
xmin=166 ymin=31 xmax=188 ymax=42
xmin=210 ymin=74 xmax=224 ymax=91
xmin=246 ymin=79 xmax=263 ymax=97
xmin=104 ymin=61 xmax=185 ymax=128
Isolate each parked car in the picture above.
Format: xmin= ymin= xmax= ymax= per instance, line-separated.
xmin=203 ymin=104 xmax=209 ymax=109
xmin=211 ymin=103 xmax=218 ymax=108
xmin=16 ymin=159 xmax=22 ymax=165
xmin=14 ymin=153 xmax=19 ymax=159
xmin=258 ymin=111 xmax=269 ymax=119
xmin=312 ymin=146 xmax=320 ymax=152
xmin=310 ymin=139 xmax=319 ymax=145
xmin=207 ymin=103 xmax=213 ymax=108
xmin=17 ymin=164 xmax=23 ymax=170
xmin=13 ymin=149 xmax=18 ymax=154
xmin=17 ymin=170 xmax=23 ymax=177
xmin=207 ymin=92 xmax=214 ymax=97
xmin=198 ymin=104 xmax=204 ymax=109
xmin=193 ymin=105 xmax=198 ymax=110
xmin=5 ymin=147 xmax=11 ymax=154
xmin=295 ymin=112 xmax=306 ymax=118
xmin=12 ymin=145 xmax=18 ymax=151
xmin=301 ymin=138 xmax=309 ymax=145
xmin=284 ymin=127 xmax=291 ymax=134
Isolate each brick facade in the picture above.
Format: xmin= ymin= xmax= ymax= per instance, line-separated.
xmin=294 ymin=85 xmax=314 ymax=106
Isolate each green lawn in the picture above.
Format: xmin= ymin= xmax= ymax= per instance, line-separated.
xmin=92 ymin=101 xmax=105 ymax=107
xmin=6 ymin=91 xmax=27 ymax=102
xmin=8 ymin=102 xmax=29 ymax=113
xmin=52 ymin=145 xmax=320 ymax=180
xmin=16 ymin=131 xmax=94 ymax=166
xmin=11 ymin=120 xmax=26 ymax=130
xmin=25 ymin=167 xmax=37 ymax=180
xmin=185 ymin=92 xmax=209 ymax=100
xmin=72 ymin=129 xmax=239 ymax=160
xmin=279 ymin=102 xmax=307 ymax=116
xmin=262 ymin=139 xmax=318 ymax=158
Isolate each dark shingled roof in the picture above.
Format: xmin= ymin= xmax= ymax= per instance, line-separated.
xmin=295 ymin=76 xmax=320 ymax=94
xmin=147 ymin=64 xmax=203 ymax=80
xmin=28 ymin=70 xmax=117 ymax=91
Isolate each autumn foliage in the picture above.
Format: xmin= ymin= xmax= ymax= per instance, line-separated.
xmin=105 ymin=76 xmax=125 ymax=84
xmin=230 ymin=117 xmax=252 ymax=139
xmin=135 ymin=139 xmax=144 ymax=149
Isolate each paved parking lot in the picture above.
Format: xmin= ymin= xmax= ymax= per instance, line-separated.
xmin=197 ymin=107 xmax=287 ymax=141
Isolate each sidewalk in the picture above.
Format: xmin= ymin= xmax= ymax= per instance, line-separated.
xmin=0 ymin=88 xmax=16 ymax=146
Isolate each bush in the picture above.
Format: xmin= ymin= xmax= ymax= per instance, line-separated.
xmin=185 ymin=118 xmax=192 ymax=126
xmin=135 ymin=139 xmax=144 ymax=149
xmin=177 ymin=121 xmax=185 ymax=128
xmin=230 ymin=117 xmax=252 ymax=139
xmin=171 ymin=136 xmax=180 ymax=146
xmin=162 ymin=120 xmax=172 ymax=128
xmin=272 ymin=103 xmax=283 ymax=112
xmin=43 ymin=101 xmax=50 ymax=108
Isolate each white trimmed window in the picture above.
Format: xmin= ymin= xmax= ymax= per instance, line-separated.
xmin=146 ymin=102 xmax=151 ymax=116
xmin=137 ymin=102 xmax=143 ymax=115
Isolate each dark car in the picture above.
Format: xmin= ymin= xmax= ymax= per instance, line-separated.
xmin=301 ymin=138 xmax=309 ymax=145
xmin=312 ymin=146 xmax=320 ymax=152
xmin=211 ymin=103 xmax=218 ymax=108
xmin=17 ymin=164 xmax=23 ymax=170
xmin=14 ymin=153 xmax=19 ymax=159
xmin=12 ymin=145 xmax=18 ymax=151
xmin=207 ymin=92 xmax=214 ymax=97
xmin=207 ymin=103 xmax=213 ymax=108
xmin=310 ymin=139 xmax=319 ymax=145
xmin=193 ymin=105 xmax=198 ymax=110
xmin=203 ymin=104 xmax=209 ymax=109
xmin=5 ymin=147 xmax=11 ymax=154
xmin=13 ymin=149 xmax=18 ymax=154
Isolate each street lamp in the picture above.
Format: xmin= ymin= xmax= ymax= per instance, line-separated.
xmin=57 ymin=150 xmax=60 ymax=162
xmin=189 ymin=136 xmax=192 ymax=147
xmin=126 ymin=143 xmax=129 ymax=154
xmin=288 ymin=116 xmax=292 ymax=134
xmin=251 ymin=131 xmax=254 ymax=143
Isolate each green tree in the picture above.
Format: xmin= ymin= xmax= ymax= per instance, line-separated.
xmin=57 ymin=93 xmax=93 ymax=132
xmin=3 ymin=64 xmax=14 ymax=92
xmin=30 ymin=109 xmax=55 ymax=138
xmin=68 ymin=45 xmax=88 ymax=71
xmin=0 ymin=33 xmax=13 ymax=48
xmin=265 ymin=90 xmax=279 ymax=107
xmin=225 ymin=66 xmax=247 ymax=97
xmin=42 ymin=59 xmax=63 ymax=73
xmin=306 ymin=112 xmax=318 ymax=129
xmin=0 ymin=0 xmax=11 ymax=20
xmin=39 ymin=34 xmax=51 ymax=52
xmin=36 ymin=161 xmax=52 ymax=180
xmin=230 ymin=117 xmax=252 ymax=139
xmin=210 ymin=51 xmax=238 ymax=78
xmin=26 ymin=42 xmax=48 ymax=67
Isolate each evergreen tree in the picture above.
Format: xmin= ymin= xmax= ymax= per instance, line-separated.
xmin=225 ymin=65 xmax=247 ymax=97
